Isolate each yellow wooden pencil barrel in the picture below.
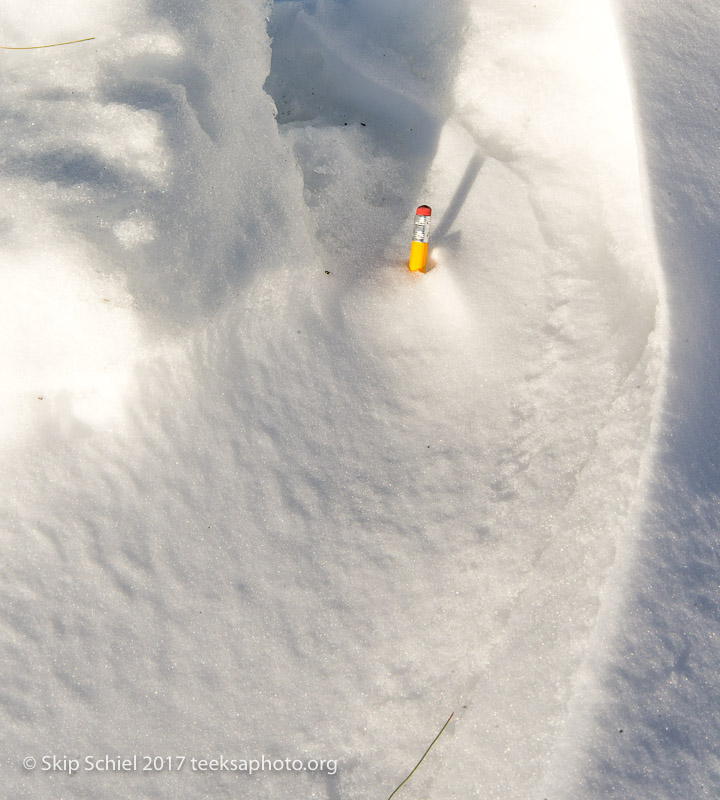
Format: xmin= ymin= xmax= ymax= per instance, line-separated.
xmin=409 ymin=241 xmax=428 ymax=272
xmin=409 ymin=205 xmax=431 ymax=272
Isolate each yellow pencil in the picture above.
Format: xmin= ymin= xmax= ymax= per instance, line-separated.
xmin=409 ymin=204 xmax=431 ymax=272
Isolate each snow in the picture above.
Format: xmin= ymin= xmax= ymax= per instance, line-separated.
xmin=0 ymin=0 xmax=715 ymax=797
xmin=547 ymin=3 xmax=720 ymax=797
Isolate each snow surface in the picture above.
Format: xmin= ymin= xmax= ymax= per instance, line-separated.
xmin=549 ymin=3 xmax=720 ymax=798
xmin=0 ymin=0 xmax=714 ymax=797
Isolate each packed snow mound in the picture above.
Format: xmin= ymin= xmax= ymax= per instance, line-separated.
xmin=0 ymin=1 xmax=664 ymax=798
xmin=549 ymin=3 xmax=720 ymax=797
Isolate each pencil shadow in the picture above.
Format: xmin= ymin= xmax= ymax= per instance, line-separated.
xmin=432 ymin=151 xmax=485 ymax=242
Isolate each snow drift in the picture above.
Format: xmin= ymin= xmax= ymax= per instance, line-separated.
xmin=0 ymin=1 xmax=665 ymax=797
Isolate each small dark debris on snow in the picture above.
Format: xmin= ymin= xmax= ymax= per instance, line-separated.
xmin=360 ymin=122 xmax=366 ymax=126
xmin=325 ymin=270 xmax=331 ymax=275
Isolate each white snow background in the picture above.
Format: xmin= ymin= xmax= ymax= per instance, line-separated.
xmin=0 ymin=0 xmax=716 ymax=797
